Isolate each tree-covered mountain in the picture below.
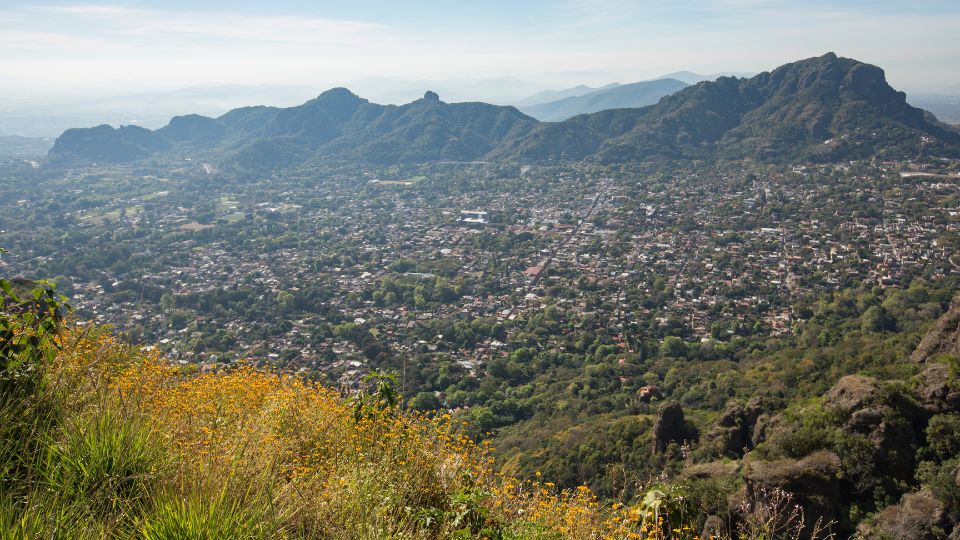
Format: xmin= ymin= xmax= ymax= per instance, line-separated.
xmin=48 ymin=89 xmax=538 ymax=171
xmin=500 ymin=53 xmax=960 ymax=163
xmin=518 ymin=78 xmax=688 ymax=121
xmin=47 ymin=53 xmax=960 ymax=169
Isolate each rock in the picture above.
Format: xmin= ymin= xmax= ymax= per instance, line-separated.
xmin=706 ymin=398 xmax=765 ymax=457
xmin=824 ymin=374 xmax=880 ymax=414
xmin=860 ymin=489 xmax=949 ymax=540
xmin=701 ymin=515 xmax=725 ymax=539
xmin=651 ymin=402 xmax=689 ymax=453
xmin=638 ymin=384 xmax=663 ymax=403
xmin=915 ymin=362 xmax=960 ymax=413
xmin=743 ymin=450 xmax=843 ymax=526
xmin=910 ymin=295 xmax=960 ymax=363
xmin=751 ymin=412 xmax=782 ymax=446
xmin=822 ymin=376 xmax=925 ymax=488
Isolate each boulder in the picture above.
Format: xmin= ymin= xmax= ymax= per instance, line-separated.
xmin=651 ymin=402 xmax=689 ymax=453
xmin=860 ymin=489 xmax=950 ymax=540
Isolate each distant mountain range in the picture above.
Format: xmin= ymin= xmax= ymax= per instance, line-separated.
xmin=518 ymin=79 xmax=689 ymax=122
xmin=514 ymin=84 xmax=622 ymax=108
xmin=47 ymin=53 xmax=960 ymax=170
xmin=498 ymin=53 xmax=960 ymax=163
xmin=513 ymin=71 xmax=756 ymax=121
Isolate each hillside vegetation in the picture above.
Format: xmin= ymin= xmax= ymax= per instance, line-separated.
xmin=1 ymin=278 xmax=831 ymax=540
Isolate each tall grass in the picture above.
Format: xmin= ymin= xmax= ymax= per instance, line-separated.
xmin=2 ymin=324 xmax=752 ymax=539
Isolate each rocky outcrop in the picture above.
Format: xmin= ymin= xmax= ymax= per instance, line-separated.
xmin=911 ymin=295 xmax=960 ymax=363
xmin=824 ymin=375 xmax=925 ymax=489
xmin=652 ymin=402 xmax=693 ymax=453
xmin=824 ymin=374 xmax=881 ymax=413
xmin=914 ymin=362 xmax=960 ymax=414
xmin=743 ymin=450 xmax=843 ymax=526
xmin=859 ymin=489 xmax=951 ymax=540
xmin=705 ymin=398 xmax=766 ymax=458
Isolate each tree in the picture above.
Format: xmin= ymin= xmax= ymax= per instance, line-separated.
xmin=659 ymin=336 xmax=687 ymax=358
xmin=410 ymin=391 xmax=441 ymax=411
xmin=861 ymin=305 xmax=894 ymax=333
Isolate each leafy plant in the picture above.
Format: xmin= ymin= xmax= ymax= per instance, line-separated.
xmin=352 ymin=369 xmax=400 ymax=421
xmin=0 ymin=277 xmax=71 ymax=390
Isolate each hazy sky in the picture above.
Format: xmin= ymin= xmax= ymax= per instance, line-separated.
xmin=2 ymin=0 xmax=960 ymax=100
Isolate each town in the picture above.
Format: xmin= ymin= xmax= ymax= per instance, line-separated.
xmin=2 ymin=158 xmax=957 ymax=388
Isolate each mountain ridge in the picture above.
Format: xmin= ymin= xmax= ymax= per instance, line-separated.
xmin=47 ymin=53 xmax=960 ymax=169
xmin=518 ymin=78 xmax=688 ymax=122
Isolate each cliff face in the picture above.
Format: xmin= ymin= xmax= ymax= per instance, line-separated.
xmin=911 ymin=295 xmax=960 ymax=363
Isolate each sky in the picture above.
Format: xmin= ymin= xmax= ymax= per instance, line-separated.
xmin=2 ymin=0 xmax=960 ymax=103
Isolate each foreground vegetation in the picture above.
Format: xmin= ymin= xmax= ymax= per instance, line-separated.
xmin=4 ymin=278 xmax=831 ymax=539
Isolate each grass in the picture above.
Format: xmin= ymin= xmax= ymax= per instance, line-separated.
xmin=0 ymin=324 xmax=721 ymax=539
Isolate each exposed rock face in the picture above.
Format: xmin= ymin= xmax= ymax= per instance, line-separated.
xmin=743 ymin=450 xmax=843 ymax=526
xmin=651 ymin=402 xmax=689 ymax=453
xmin=706 ymin=398 xmax=765 ymax=457
xmin=911 ymin=295 xmax=960 ymax=363
xmin=860 ymin=490 xmax=950 ymax=540
xmin=915 ymin=362 xmax=960 ymax=414
xmin=824 ymin=374 xmax=881 ymax=413
xmin=824 ymin=375 xmax=924 ymax=489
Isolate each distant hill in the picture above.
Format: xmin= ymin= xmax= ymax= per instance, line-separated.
xmin=47 ymin=54 xmax=960 ymax=169
xmin=496 ymin=53 xmax=960 ymax=163
xmin=48 ymin=89 xmax=538 ymax=171
xmin=513 ymin=83 xmax=621 ymax=108
xmin=518 ymin=79 xmax=688 ymax=122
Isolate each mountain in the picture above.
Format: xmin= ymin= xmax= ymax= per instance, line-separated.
xmin=51 ymin=124 xmax=171 ymax=163
xmin=513 ymin=83 xmax=621 ymax=108
xmin=518 ymin=79 xmax=689 ymax=122
xmin=657 ymin=70 xmax=756 ymax=85
xmin=497 ymin=53 xmax=960 ymax=163
xmin=47 ymin=54 xmax=960 ymax=169
xmin=348 ymin=76 xmax=550 ymax=106
xmin=48 ymin=89 xmax=538 ymax=170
